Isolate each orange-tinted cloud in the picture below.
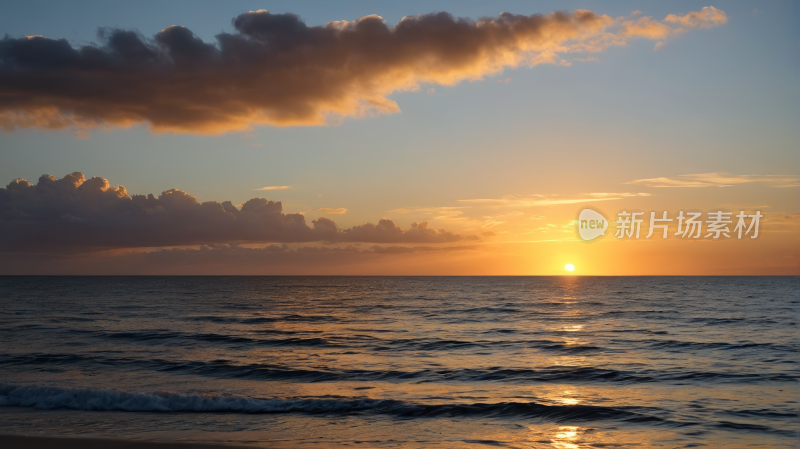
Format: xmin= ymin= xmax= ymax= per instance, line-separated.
xmin=623 ymin=6 xmax=727 ymax=38
xmin=317 ymin=207 xmax=347 ymax=214
xmin=388 ymin=206 xmax=466 ymax=219
xmin=253 ymin=186 xmax=291 ymax=191
xmin=620 ymin=16 xmax=675 ymax=39
xmin=457 ymin=192 xmax=651 ymax=207
xmin=625 ymin=173 xmax=800 ymax=188
xmin=664 ymin=6 xmax=728 ymax=29
xmin=0 ymin=172 xmax=468 ymax=252
xmin=0 ymin=7 xmax=726 ymax=134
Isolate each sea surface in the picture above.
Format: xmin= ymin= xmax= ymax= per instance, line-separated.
xmin=0 ymin=276 xmax=797 ymax=448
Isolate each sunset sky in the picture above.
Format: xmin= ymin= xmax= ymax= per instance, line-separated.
xmin=0 ymin=0 xmax=797 ymax=275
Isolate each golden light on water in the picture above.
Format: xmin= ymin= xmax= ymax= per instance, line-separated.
xmin=551 ymin=426 xmax=581 ymax=449
xmin=564 ymin=264 xmax=575 ymax=272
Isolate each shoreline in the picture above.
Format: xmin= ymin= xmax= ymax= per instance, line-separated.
xmin=0 ymin=435 xmax=256 ymax=449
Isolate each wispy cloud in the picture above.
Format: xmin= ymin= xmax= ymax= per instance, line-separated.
xmin=317 ymin=207 xmax=347 ymax=214
xmin=621 ymin=6 xmax=727 ymax=39
xmin=625 ymin=173 xmax=799 ymax=188
xmin=253 ymin=186 xmax=291 ymax=191
xmin=521 ymin=222 xmax=574 ymax=235
xmin=664 ymin=6 xmax=728 ymax=28
xmin=458 ymin=192 xmax=651 ymax=207
xmin=388 ymin=206 xmax=466 ymax=219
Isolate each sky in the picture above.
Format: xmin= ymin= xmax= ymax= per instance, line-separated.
xmin=0 ymin=0 xmax=797 ymax=275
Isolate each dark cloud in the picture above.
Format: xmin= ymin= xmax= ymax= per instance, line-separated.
xmin=0 ymin=9 xmax=617 ymax=133
xmin=0 ymin=7 xmax=729 ymax=134
xmin=0 ymin=172 xmax=466 ymax=252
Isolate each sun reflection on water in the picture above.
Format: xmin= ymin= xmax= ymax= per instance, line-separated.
xmin=553 ymin=390 xmax=580 ymax=406
xmin=550 ymin=426 xmax=581 ymax=449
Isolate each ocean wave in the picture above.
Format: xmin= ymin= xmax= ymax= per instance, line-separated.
xmin=3 ymin=354 xmax=795 ymax=384
xmin=644 ymin=339 xmax=799 ymax=352
xmin=68 ymin=329 xmax=340 ymax=348
xmin=0 ymin=383 xmax=656 ymax=422
xmin=187 ymin=315 xmax=338 ymax=324
xmin=63 ymin=329 xmax=618 ymax=354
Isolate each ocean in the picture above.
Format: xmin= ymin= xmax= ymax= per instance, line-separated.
xmin=0 ymin=276 xmax=797 ymax=448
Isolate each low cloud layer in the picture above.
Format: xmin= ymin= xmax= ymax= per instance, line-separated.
xmin=0 ymin=7 xmax=726 ymax=134
xmin=0 ymin=243 xmax=482 ymax=275
xmin=0 ymin=172 xmax=467 ymax=252
xmin=625 ymin=173 xmax=800 ymax=188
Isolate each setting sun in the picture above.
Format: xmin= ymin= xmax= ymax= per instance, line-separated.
xmin=565 ymin=264 xmax=575 ymax=272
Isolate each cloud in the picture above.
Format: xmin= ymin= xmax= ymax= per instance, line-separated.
xmin=498 ymin=77 xmax=512 ymax=84
xmin=388 ymin=206 xmax=466 ymax=219
xmin=0 ymin=7 xmax=726 ymax=134
xmin=458 ymin=192 xmax=651 ymax=207
xmin=521 ymin=221 xmax=574 ymax=235
xmin=0 ymin=242 xmax=480 ymax=274
xmin=317 ymin=207 xmax=347 ymax=214
xmin=369 ymin=245 xmax=477 ymax=254
xmin=664 ymin=6 xmax=728 ymax=29
xmin=621 ymin=6 xmax=727 ymax=41
xmin=0 ymin=172 xmax=467 ymax=253
xmin=339 ymin=219 xmax=465 ymax=243
xmin=620 ymin=16 xmax=675 ymax=39
xmin=253 ymin=186 xmax=291 ymax=191
xmin=625 ymin=173 xmax=800 ymax=188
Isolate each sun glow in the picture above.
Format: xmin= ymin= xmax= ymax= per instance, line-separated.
xmin=564 ymin=263 xmax=575 ymax=272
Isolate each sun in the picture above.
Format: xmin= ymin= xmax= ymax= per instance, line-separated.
xmin=564 ymin=264 xmax=575 ymax=272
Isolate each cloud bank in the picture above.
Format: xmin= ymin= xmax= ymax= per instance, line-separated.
xmin=0 ymin=7 xmax=726 ymax=134
xmin=0 ymin=242 xmax=483 ymax=275
xmin=0 ymin=172 xmax=466 ymax=252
